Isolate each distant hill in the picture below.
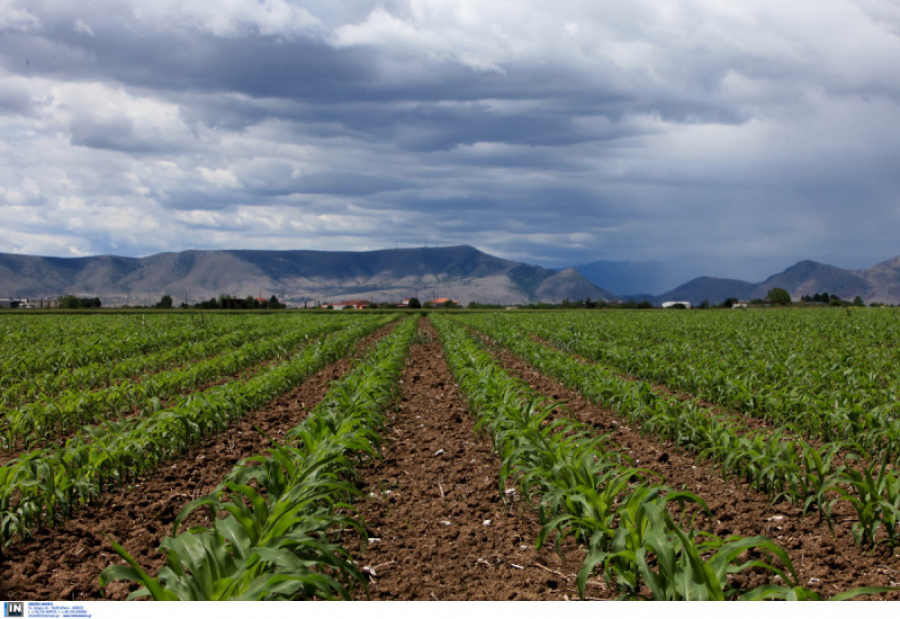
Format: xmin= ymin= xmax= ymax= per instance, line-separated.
xmin=648 ymin=256 xmax=900 ymax=306
xmin=652 ymin=277 xmax=758 ymax=306
xmin=574 ymin=255 xmax=799 ymax=295
xmin=0 ymin=245 xmax=613 ymax=307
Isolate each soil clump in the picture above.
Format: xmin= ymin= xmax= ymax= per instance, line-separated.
xmin=346 ymin=319 xmax=601 ymax=600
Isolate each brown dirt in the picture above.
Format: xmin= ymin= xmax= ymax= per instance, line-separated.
xmin=0 ymin=324 xmax=392 ymax=601
xmin=483 ymin=338 xmax=900 ymax=599
xmin=345 ymin=319 xmax=602 ymax=600
xmin=2 ymin=316 xmax=898 ymax=601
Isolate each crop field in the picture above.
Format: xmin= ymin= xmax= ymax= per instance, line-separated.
xmin=1 ymin=308 xmax=900 ymax=601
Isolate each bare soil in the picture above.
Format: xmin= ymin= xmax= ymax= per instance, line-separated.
xmin=2 ymin=317 xmax=898 ymax=601
xmin=483 ymin=335 xmax=900 ymax=599
xmin=0 ymin=325 xmax=391 ymax=601
xmin=344 ymin=320 xmax=599 ymax=600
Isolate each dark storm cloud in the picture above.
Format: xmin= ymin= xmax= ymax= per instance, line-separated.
xmin=0 ymin=0 xmax=898 ymax=274
xmin=0 ymin=26 xmax=374 ymax=103
xmin=69 ymin=115 xmax=175 ymax=153
xmin=0 ymin=83 xmax=34 ymax=117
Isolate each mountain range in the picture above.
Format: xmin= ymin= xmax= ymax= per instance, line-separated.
xmin=572 ymin=254 xmax=812 ymax=296
xmin=593 ymin=256 xmax=900 ymax=306
xmin=0 ymin=245 xmax=612 ymax=307
xmin=1 ymin=245 xmax=898 ymax=307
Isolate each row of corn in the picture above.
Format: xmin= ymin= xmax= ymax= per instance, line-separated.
xmin=100 ymin=316 xmax=417 ymax=599
xmin=432 ymin=314 xmax=882 ymax=600
xmin=1 ymin=314 xmax=325 ymax=408
xmin=505 ymin=310 xmax=900 ymax=461
xmin=0 ymin=313 xmax=237 ymax=387
xmin=0 ymin=314 xmax=394 ymax=548
xmin=456 ymin=312 xmax=900 ymax=549
xmin=1 ymin=314 xmax=360 ymax=450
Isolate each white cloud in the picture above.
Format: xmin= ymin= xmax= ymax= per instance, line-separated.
xmin=0 ymin=0 xmax=898 ymax=270
xmin=72 ymin=20 xmax=94 ymax=37
xmin=130 ymin=0 xmax=324 ymax=37
xmin=0 ymin=1 xmax=40 ymax=32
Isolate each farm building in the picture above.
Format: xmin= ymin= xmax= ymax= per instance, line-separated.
xmin=331 ymin=299 xmax=372 ymax=310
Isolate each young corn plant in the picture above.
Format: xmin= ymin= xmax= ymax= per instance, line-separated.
xmin=576 ymin=490 xmax=836 ymax=601
xmin=456 ymin=313 xmax=900 ymax=549
xmin=101 ymin=484 xmax=363 ymax=601
xmin=1 ymin=315 xmax=364 ymax=450
xmin=1 ymin=316 xmax=396 ymax=547
xmin=824 ymin=454 xmax=900 ymax=547
xmin=433 ymin=315 xmax=816 ymax=601
xmin=797 ymin=441 xmax=847 ymax=519
xmin=100 ymin=316 xmax=416 ymax=600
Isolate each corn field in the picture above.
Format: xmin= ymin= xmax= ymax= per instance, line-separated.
xmin=1 ymin=309 xmax=899 ymax=600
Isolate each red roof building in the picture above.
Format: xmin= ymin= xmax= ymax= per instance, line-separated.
xmin=332 ymin=299 xmax=371 ymax=310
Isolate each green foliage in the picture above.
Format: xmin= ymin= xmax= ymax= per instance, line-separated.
xmin=58 ymin=295 xmax=101 ymax=309
xmin=0 ymin=315 xmax=363 ymax=450
xmin=766 ymin=287 xmax=792 ymax=305
xmin=431 ymin=314 xmax=809 ymax=600
xmin=0 ymin=314 xmax=398 ymax=546
xmin=824 ymin=454 xmax=900 ymax=547
xmin=453 ymin=309 xmax=900 ymax=550
xmin=100 ymin=316 xmax=416 ymax=600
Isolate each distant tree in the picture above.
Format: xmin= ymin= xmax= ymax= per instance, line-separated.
xmin=852 ymin=295 xmax=865 ymax=307
xmin=766 ymin=287 xmax=792 ymax=306
xmin=268 ymin=295 xmax=284 ymax=309
xmin=59 ymin=295 xmax=81 ymax=309
xmin=156 ymin=294 xmax=173 ymax=309
xmin=407 ymin=297 xmax=421 ymax=309
xmin=59 ymin=295 xmax=101 ymax=309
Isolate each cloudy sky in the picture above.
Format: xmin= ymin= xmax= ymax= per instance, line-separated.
xmin=1 ymin=0 xmax=898 ymax=279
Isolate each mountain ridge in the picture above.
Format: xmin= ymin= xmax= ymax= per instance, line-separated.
xmin=0 ymin=245 xmax=613 ymax=307
xmin=4 ymin=246 xmax=899 ymax=307
xmin=635 ymin=256 xmax=900 ymax=306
